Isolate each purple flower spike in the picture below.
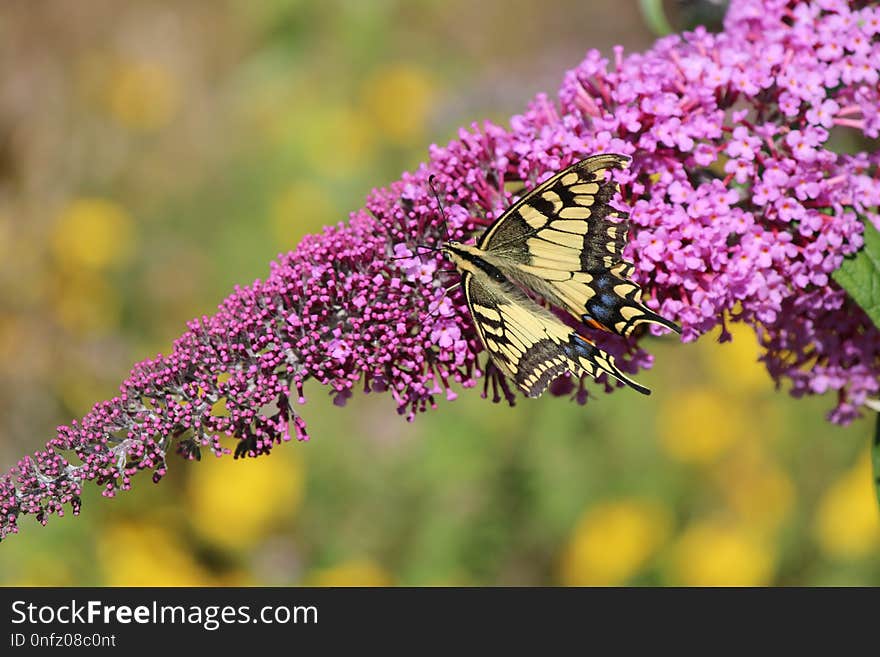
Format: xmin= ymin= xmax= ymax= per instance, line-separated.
xmin=3 ymin=0 xmax=880 ymax=541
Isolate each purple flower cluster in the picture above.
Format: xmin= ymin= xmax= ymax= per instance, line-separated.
xmin=2 ymin=0 xmax=879 ymax=540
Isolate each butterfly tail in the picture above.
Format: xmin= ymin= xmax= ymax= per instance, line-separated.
xmin=580 ymin=270 xmax=681 ymax=338
xmin=564 ymin=334 xmax=651 ymax=396
xmin=625 ymin=305 xmax=682 ymax=336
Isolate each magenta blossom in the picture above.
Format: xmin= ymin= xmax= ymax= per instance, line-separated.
xmin=2 ymin=0 xmax=879 ymax=541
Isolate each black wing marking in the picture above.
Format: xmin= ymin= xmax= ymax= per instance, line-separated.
xmin=565 ymin=268 xmax=681 ymax=337
xmin=478 ymin=153 xmax=631 ymax=271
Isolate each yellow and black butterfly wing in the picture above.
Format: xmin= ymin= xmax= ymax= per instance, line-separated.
xmin=477 ymin=154 xmax=630 ymax=269
xmin=462 ymin=268 xmax=650 ymax=397
xmin=479 ymin=154 xmax=680 ymax=337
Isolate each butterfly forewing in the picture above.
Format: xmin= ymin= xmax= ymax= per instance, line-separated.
xmin=479 ymin=154 xmax=680 ymax=337
xmin=477 ymin=154 xmax=627 ymax=268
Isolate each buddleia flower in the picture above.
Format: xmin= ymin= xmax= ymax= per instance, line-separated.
xmin=2 ymin=0 xmax=879 ymax=540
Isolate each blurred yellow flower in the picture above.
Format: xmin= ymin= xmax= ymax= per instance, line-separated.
xmin=361 ymin=64 xmax=434 ymax=146
xmin=657 ymin=389 xmax=743 ymax=464
xmin=814 ymin=448 xmax=880 ymax=559
xmin=52 ymin=198 xmax=135 ymax=271
xmin=271 ymin=180 xmax=335 ymax=249
xmin=106 ymin=60 xmax=179 ymax=131
xmin=97 ymin=522 xmax=215 ymax=586
xmin=705 ymin=323 xmax=770 ymax=394
xmin=713 ymin=444 xmax=795 ymax=534
xmin=669 ymin=520 xmax=776 ymax=586
xmin=188 ymin=449 xmax=304 ymax=551
xmin=559 ymin=499 xmax=671 ymax=586
xmin=308 ymin=559 xmax=393 ymax=587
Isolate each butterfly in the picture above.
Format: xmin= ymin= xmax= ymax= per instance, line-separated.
xmin=441 ymin=153 xmax=680 ymax=398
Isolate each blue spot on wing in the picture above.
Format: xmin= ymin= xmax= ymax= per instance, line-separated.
xmin=562 ymin=334 xmax=651 ymax=396
xmin=588 ymin=299 xmax=615 ymax=323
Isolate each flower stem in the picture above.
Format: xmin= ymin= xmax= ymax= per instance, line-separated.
xmin=639 ymin=0 xmax=674 ymax=36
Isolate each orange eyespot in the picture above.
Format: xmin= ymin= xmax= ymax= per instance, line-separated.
xmin=583 ymin=319 xmax=606 ymax=331
xmin=575 ymin=333 xmax=597 ymax=346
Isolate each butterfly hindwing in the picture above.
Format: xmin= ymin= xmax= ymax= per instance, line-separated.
xmin=462 ymin=267 xmax=649 ymax=397
xmin=478 ymin=154 xmax=680 ymax=337
xmin=571 ymin=266 xmax=679 ymax=336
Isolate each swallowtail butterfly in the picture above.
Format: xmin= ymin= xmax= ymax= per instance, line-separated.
xmin=442 ymin=154 xmax=679 ymax=397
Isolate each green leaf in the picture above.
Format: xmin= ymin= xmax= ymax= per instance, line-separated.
xmin=638 ymin=0 xmax=674 ymax=36
xmin=874 ymin=413 xmax=880 ymax=511
xmin=832 ymin=223 xmax=880 ymax=329
xmin=839 ymin=224 xmax=880 ymax=511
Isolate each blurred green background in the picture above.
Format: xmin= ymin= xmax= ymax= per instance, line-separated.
xmin=0 ymin=0 xmax=877 ymax=586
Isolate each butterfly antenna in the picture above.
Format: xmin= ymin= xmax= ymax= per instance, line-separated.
xmin=388 ymin=243 xmax=442 ymax=261
xmin=428 ymin=175 xmax=452 ymax=244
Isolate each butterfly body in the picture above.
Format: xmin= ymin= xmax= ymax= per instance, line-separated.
xmin=440 ymin=154 xmax=679 ymax=398
xmin=443 ymin=240 xmax=649 ymax=397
